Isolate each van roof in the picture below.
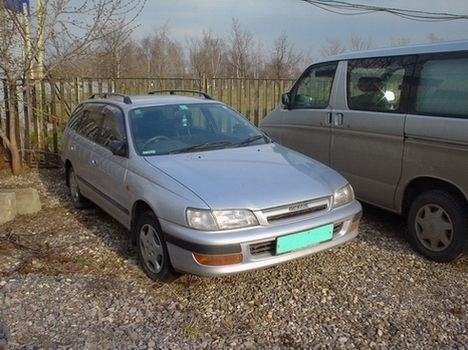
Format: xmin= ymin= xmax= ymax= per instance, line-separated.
xmin=315 ymin=39 xmax=468 ymax=64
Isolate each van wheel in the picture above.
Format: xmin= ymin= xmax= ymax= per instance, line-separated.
xmin=408 ymin=190 xmax=468 ymax=262
xmin=68 ymin=166 xmax=92 ymax=209
xmin=136 ymin=211 xmax=180 ymax=283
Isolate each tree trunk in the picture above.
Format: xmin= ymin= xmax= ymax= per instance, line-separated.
xmin=9 ymin=143 xmax=22 ymax=175
xmin=7 ymin=84 xmax=22 ymax=175
xmin=0 ymin=108 xmax=5 ymax=169
xmin=0 ymin=139 xmax=5 ymax=169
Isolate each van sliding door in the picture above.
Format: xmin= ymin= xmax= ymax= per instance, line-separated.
xmin=331 ymin=56 xmax=416 ymax=209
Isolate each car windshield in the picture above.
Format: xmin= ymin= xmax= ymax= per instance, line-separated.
xmin=129 ymin=103 xmax=267 ymax=155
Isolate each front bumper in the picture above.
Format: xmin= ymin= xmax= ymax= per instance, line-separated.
xmin=161 ymin=200 xmax=362 ymax=277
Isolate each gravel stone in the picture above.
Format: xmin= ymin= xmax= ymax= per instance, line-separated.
xmin=0 ymin=168 xmax=467 ymax=349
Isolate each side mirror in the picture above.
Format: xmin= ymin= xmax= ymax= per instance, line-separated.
xmin=281 ymin=92 xmax=291 ymax=108
xmin=109 ymin=140 xmax=126 ymax=156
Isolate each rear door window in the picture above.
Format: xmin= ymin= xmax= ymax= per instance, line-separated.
xmin=73 ymin=103 xmax=104 ymax=141
xmin=347 ymin=56 xmax=416 ymax=112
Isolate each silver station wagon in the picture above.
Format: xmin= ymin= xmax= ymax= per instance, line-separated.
xmin=61 ymin=91 xmax=362 ymax=282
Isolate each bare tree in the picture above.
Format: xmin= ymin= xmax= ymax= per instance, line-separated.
xmin=265 ymin=32 xmax=303 ymax=80
xmin=92 ymin=19 xmax=135 ymax=78
xmin=428 ymin=32 xmax=444 ymax=43
xmin=349 ymin=36 xmax=373 ymax=52
xmin=226 ymin=19 xmax=257 ymax=78
xmin=186 ymin=29 xmax=227 ymax=80
xmin=320 ymin=38 xmax=346 ymax=58
xmin=391 ymin=37 xmax=411 ymax=46
xmin=136 ymin=24 xmax=185 ymax=78
xmin=0 ymin=0 xmax=145 ymax=175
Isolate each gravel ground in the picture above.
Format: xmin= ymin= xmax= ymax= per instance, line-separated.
xmin=0 ymin=168 xmax=467 ymax=350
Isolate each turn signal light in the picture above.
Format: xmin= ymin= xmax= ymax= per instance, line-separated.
xmin=193 ymin=253 xmax=242 ymax=266
xmin=349 ymin=219 xmax=360 ymax=232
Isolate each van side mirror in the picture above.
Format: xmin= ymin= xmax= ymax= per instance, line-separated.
xmin=281 ymin=92 xmax=291 ymax=106
xmin=281 ymin=92 xmax=291 ymax=107
xmin=109 ymin=140 xmax=127 ymax=156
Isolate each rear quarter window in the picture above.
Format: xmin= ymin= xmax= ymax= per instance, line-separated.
xmin=412 ymin=52 xmax=468 ymax=118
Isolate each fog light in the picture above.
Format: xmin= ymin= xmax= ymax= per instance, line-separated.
xmin=193 ymin=253 xmax=243 ymax=266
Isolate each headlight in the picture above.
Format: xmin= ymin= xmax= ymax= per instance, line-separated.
xmin=333 ymin=183 xmax=355 ymax=208
xmin=186 ymin=208 xmax=258 ymax=231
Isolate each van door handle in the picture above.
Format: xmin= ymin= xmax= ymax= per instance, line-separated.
xmin=326 ymin=112 xmax=332 ymax=125
xmin=335 ymin=113 xmax=344 ymax=126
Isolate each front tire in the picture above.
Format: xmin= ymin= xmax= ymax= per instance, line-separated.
xmin=408 ymin=190 xmax=468 ymax=262
xmin=136 ymin=211 xmax=180 ymax=283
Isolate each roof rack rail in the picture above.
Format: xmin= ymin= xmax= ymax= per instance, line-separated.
xmin=88 ymin=93 xmax=132 ymax=105
xmin=148 ymin=89 xmax=214 ymax=100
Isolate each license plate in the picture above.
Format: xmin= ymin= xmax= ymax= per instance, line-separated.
xmin=276 ymin=224 xmax=333 ymax=254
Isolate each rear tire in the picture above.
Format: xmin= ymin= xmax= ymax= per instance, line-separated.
xmin=408 ymin=190 xmax=468 ymax=262
xmin=68 ymin=166 xmax=92 ymax=209
xmin=136 ymin=211 xmax=180 ymax=283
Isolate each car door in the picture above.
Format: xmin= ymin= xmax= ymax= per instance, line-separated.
xmin=268 ymin=62 xmax=339 ymax=165
xmin=89 ymin=105 xmax=130 ymax=226
xmin=64 ymin=103 xmax=104 ymax=200
xmin=330 ymin=56 xmax=416 ymax=209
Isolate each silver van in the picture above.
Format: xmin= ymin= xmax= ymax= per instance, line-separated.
xmin=261 ymin=40 xmax=468 ymax=263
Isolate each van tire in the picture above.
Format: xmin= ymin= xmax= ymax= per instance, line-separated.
xmin=408 ymin=190 xmax=468 ymax=263
xmin=136 ymin=211 xmax=180 ymax=283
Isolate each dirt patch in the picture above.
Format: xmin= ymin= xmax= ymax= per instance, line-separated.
xmin=0 ymin=167 xmax=142 ymax=280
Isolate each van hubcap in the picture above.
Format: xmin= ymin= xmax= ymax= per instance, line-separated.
xmin=415 ymin=204 xmax=453 ymax=252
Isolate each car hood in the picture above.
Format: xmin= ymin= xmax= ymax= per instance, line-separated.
xmin=143 ymin=143 xmax=345 ymax=209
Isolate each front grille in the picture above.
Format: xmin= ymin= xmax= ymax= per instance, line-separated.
xmin=262 ymin=198 xmax=330 ymax=224
xmin=333 ymin=222 xmax=343 ymax=234
xmin=267 ymin=204 xmax=328 ymax=222
xmin=249 ymin=241 xmax=275 ymax=256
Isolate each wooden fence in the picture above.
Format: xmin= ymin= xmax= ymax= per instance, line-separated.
xmin=0 ymin=77 xmax=295 ymax=167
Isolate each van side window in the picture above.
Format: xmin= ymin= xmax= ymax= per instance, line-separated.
xmin=291 ymin=63 xmax=337 ymax=108
xmin=347 ymin=56 xmax=416 ymax=112
xmin=413 ymin=52 xmax=468 ymax=118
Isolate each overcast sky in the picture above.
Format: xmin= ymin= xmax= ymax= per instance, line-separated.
xmin=133 ymin=0 xmax=468 ymax=59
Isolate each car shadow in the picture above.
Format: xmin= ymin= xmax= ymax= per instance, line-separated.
xmin=36 ymin=167 xmax=141 ymax=275
xmin=356 ymin=202 xmax=413 ymax=254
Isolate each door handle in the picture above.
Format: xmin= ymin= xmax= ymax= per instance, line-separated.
xmin=335 ymin=113 xmax=344 ymax=126
xmin=326 ymin=112 xmax=332 ymax=125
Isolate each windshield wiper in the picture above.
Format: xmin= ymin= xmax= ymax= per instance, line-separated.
xmin=229 ymin=135 xmax=266 ymax=148
xmin=169 ymin=141 xmax=233 ymax=154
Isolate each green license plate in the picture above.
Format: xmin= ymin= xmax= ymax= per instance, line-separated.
xmin=276 ymin=224 xmax=333 ymax=254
